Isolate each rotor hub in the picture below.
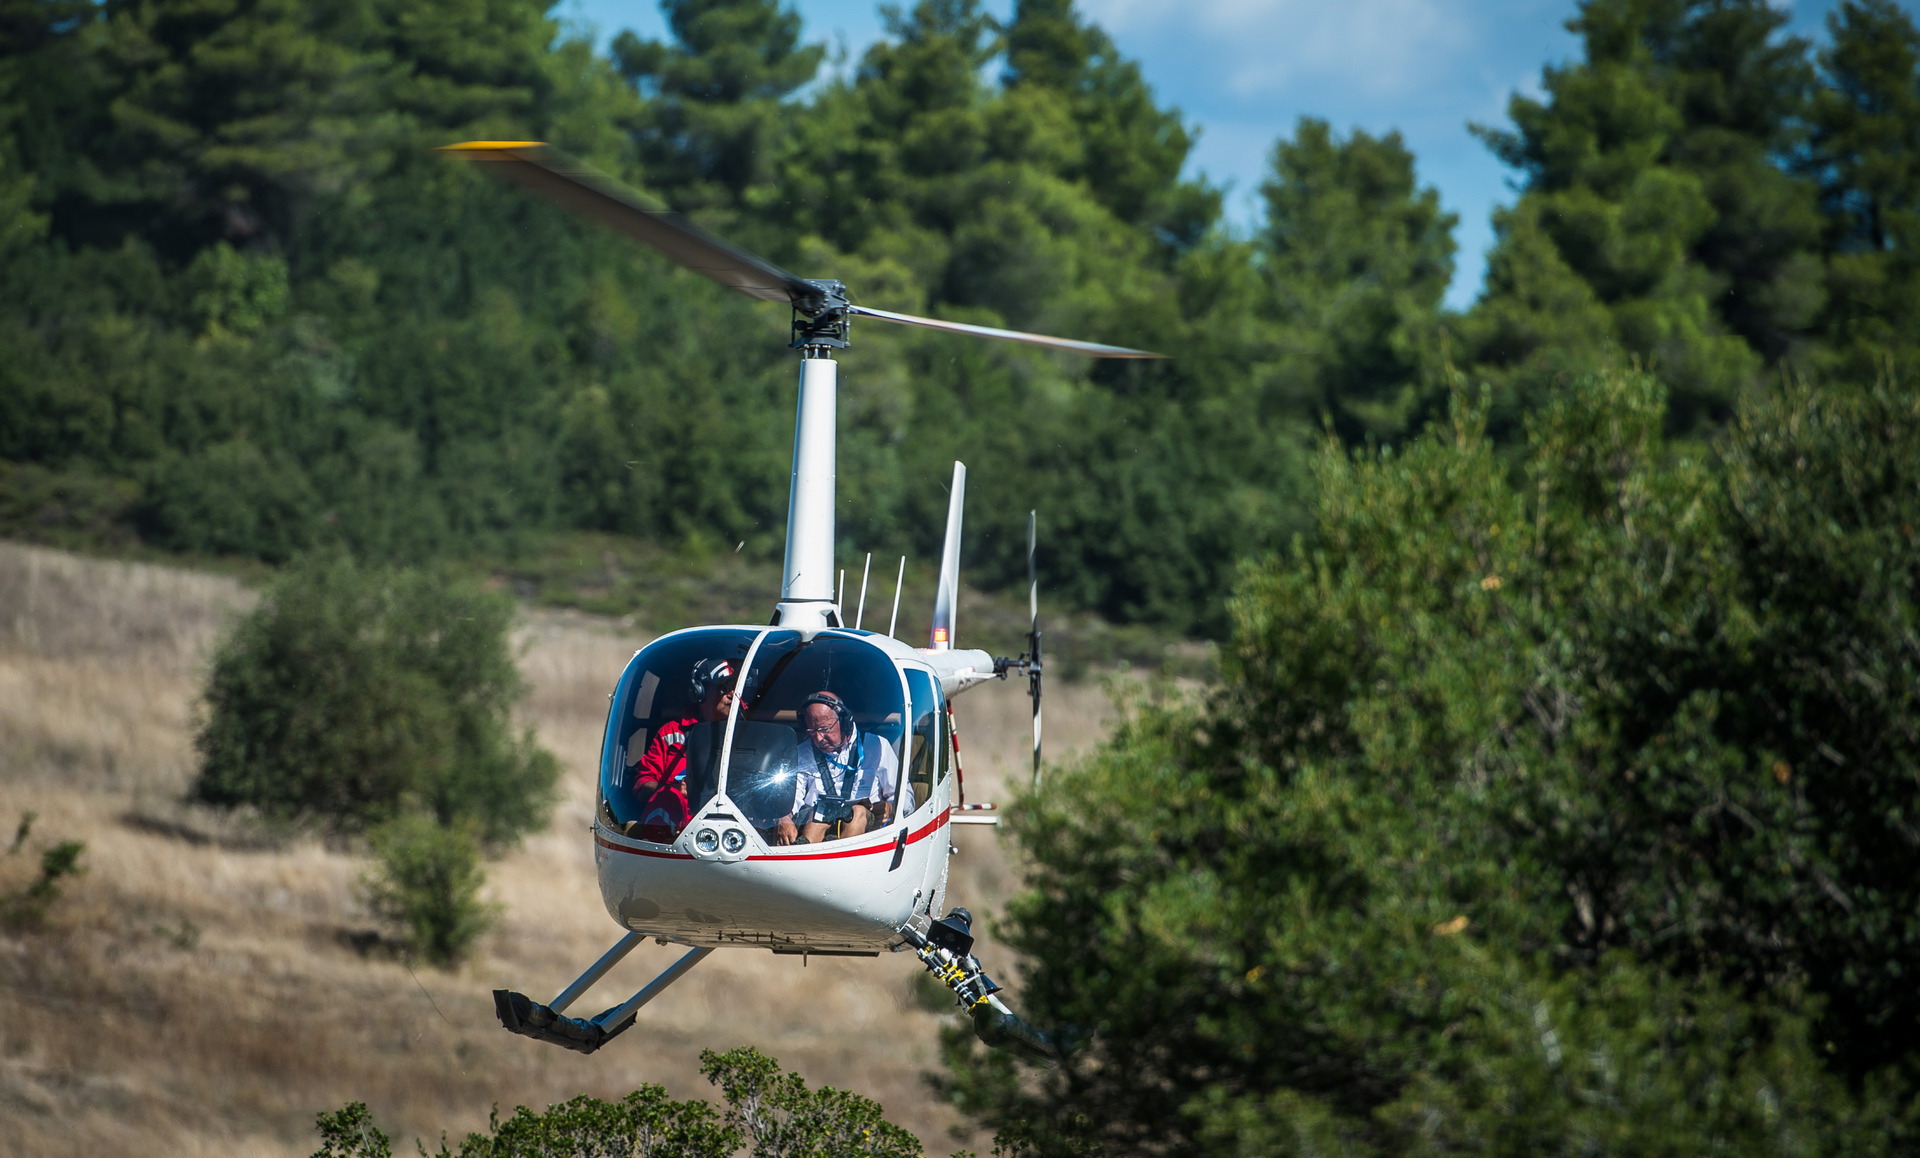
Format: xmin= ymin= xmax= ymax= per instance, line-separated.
xmin=791 ymin=279 xmax=850 ymax=350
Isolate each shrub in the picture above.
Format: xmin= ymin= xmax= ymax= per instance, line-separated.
xmin=311 ymin=1046 xmax=920 ymax=1157
xmin=362 ymin=815 xmax=493 ymax=968
xmin=1 ymin=839 xmax=86 ymax=931
xmin=193 ymin=553 xmax=558 ymax=844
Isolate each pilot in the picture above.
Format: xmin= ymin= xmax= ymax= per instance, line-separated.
xmin=628 ymin=658 xmax=739 ymax=842
xmin=793 ymin=690 xmax=904 ymax=842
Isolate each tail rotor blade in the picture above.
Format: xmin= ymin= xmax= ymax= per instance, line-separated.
xmin=1027 ymin=510 xmax=1043 ymax=786
xmin=848 ymin=304 xmax=1162 ymax=360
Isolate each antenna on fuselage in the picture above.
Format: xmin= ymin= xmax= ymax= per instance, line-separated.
xmin=930 ymin=463 xmax=966 ymax=650
xmin=855 ymin=553 xmax=872 ymax=630
xmin=888 ymin=556 xmax=905 ymax=638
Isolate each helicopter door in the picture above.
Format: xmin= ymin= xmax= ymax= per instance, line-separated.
xmin=903 ymin=669 xmax=945 ymax=817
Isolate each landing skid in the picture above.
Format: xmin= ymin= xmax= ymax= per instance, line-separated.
xmin=493 ymin=932 xmax=712 ymax=1055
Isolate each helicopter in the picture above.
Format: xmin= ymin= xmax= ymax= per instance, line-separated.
xmin=440 ymin=141 xmax=1160 ymax=1060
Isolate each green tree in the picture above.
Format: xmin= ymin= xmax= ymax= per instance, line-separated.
xmin=193 ymin=553 xmax=558 ymax=843
xmin=1468 ymin=0 xmax=1825 ymax=432
xmin=1260 ymin=118 xmax=1456 ymax=443
xmin=1808 ymin=0 xmax=1920 ymax=374
xmin=612 ymin=0 xmax=824 ymax=214
xmin=1001 ymin=0 xmax=1211 ymax=244
xmin=0 ymin=0 xmax=1314 ymax=637
xmin=944 ymin=368 xmax=1920 ymax=1153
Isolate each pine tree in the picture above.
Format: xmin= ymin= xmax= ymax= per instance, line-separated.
xmin=1467 ymin=0 xmax=1824 ymax=432
xmin=1808 ymin=0 xmax=1920 ymax=373
xmin=612 ymin=0 xmax=823 ymax=213
xmin=1259 ymin=118 xmax=1456 ymax=443
xmin=1001 ymin=0 xmax=1210 ymax=247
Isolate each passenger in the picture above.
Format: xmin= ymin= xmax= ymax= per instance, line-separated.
xmin=628 ymin=658 xmax=739 ymax=842
xmin=793 ymin=690 xmax=904 ymax=842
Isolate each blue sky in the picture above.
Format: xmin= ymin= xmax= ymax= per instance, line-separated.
xmin=559 ymin=0 xmax=1914 ymax=309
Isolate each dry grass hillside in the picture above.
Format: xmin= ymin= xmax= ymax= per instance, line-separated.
xmin=0 ymin=542 xmax=1119 ymax=1157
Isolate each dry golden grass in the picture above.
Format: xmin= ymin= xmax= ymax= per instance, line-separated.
xmin=0 ymin=542 xmax=1116 ymax=1156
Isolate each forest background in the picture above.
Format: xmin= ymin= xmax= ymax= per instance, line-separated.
xmin=4 ymin=0 xmax=1916 ymax=636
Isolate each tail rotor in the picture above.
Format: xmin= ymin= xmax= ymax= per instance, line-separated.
xmin=1026 ymin=511 xmax=1043 ymax=786
xmin=995 ymin=510 xmax=1045 ymax=787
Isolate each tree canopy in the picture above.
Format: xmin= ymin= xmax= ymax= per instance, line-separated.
xmin=943 ymin=366 xmax=1920 ymax=1154
xmin=2 ymin=0 xmax=1918 ymax=629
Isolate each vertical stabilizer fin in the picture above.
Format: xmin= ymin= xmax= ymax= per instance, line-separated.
xmin=930 ymin=462 xmax=966 ymax=650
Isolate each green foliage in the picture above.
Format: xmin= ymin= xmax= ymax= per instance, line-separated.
xmin=363 ymin=815 xmax=495 ymax=967
xmin=8 ymin=811 xmax=35 ymax=855
xmin=313 ymin=1103 xmax=392 ymax=1158
xmin=1 ymin=839 xmax=87 ymax=931
xmin=193 ymin=553 xmax=559 ymax=843
xmin=945 ymin=369 xmax=1920 ymax=1153
xmin=312 ymin=1047 xmax=920 ymax=1157
xmin=1807 ymin=0 xmax=1920 ymax=377
xmin=10 ymin=0 xmax=1920 ymax=640
xmin=613 ymin=0 xmax=825 ymax=211
xmin=699 ymin=1044 xmax=922 ymax=1158
xmin=0 ymin=0 xmax=1315 ymax=636
xmin=1260 ymin=118 xmax=1456 ymax=442
xmin=1466 ymin=0 xmax=1833 ymax=432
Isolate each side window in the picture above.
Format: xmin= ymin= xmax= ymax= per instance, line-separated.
xmin=904 ymin=669 xmax=944 ymax=815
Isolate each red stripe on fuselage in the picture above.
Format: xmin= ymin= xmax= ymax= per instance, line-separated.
xmin=594 ymin=810 xmax=950 ymax=863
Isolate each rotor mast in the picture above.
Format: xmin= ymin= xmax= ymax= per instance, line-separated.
xmin=776 ymin=282 xmax=852 ymax=631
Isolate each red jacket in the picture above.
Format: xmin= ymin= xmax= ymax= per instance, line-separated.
xmin=630 ymin=715 xmax=698 ymax=841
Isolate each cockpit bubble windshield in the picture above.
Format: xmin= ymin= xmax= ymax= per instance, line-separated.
xmin=722 ymin=631 xmax=909 ymax=846
xmin=600 ymin=627 xmax=757 ymax=844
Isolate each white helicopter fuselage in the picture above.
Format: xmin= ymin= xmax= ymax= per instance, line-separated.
xmin=591 ymin=786 xmax=949 ymax=955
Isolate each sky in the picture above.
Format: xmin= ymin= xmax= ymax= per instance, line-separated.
xmin=559 ymin=0 xmax=1915 ymax=309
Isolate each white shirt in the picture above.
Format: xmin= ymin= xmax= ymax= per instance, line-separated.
xmin=791 ymin=725 xmax=909 ymax=820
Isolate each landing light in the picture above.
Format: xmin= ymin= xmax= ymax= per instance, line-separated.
xmin=721 ymin=829 xmax=747 ymax=854
xmin=695 ymin=828 xmax=720 ymax=854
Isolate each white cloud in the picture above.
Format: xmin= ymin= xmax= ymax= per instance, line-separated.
xmin=1081 ymin=0 xmax=1471 ymax=98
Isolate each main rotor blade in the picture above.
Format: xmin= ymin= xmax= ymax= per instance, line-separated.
xmin=847 ymin=304 xmax=1163 ymax=359
xmin=440 ymin=141 xmax=816 ymax=308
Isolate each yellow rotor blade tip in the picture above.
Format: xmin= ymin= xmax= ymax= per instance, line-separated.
xmin=437 ymin=140 xmax=546 ymax=154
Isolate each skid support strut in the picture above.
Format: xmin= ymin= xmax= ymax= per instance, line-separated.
xmin=494 ymin=937 xmax=713 ymax=1055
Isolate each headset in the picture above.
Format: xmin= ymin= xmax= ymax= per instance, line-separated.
xmin=799 ymin=690 xmax=855 ymax=738
xmin=689 ymin=658 xmax=738 ymax=703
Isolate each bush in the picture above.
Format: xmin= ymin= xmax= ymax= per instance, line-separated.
xmin=193 ymin=553 xmax=559 ymax=843
xmin=1 ymin=839 xmax=86 ymax=931
xmin=362 ymin=815 xmax=494 ymax=967
xmin=311 ymin=1046 xmax=921 ymax=1157
xmin=945 ymin=370 xmax=1920 ymax=1155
